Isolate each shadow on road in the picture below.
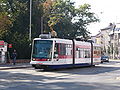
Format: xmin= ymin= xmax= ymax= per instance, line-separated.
xmin=0 ymin=67 xmax=120 ymax=90
xmin=42 ymin=61 xmax=120 ymax=75
xmin=0 ymin=66 xmax=120 ymax=90
xmin=1 ymin=60 xmax=120 ymax=90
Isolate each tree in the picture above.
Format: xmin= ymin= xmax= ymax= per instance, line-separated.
xmin=44 ymin=0 xmax=99 ymax=39
xmin=73 ymin=4 xmax=99 ymax=38
xmin=0 ymin=12 xmax=12 ymax=40
xmin=0 ymin=0 xmax=99 ymax=59
xmin=8 ymin=0 xmax=31 ymax=58
xmin=0 ymin=0 xmax=31 ymax=59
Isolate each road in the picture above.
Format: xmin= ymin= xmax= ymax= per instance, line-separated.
xmin=0 ymin=60 xmax=120 ymax=90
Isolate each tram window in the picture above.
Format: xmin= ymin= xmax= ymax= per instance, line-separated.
xmin=78 ymin=49 xmax=84 ymax=58
xmin=66 ymin=46 xmax=72 ymax=55
xmin=54 ymin=43 xmax=58 ymax=54
xmin=69 ymin=45 xmax=71 ymax=48
xmin=67 ymin=44 xmax=69 ymax=48
xmin=84 ymin=50 xmax=90 ymax=58
xmin=59 ymin=43 xmax=66 ymax=55
xmin=79 ymin=50 xmax=82 ymax=58
xmin=54 ymin=43 xmax=59 ymax=58
xmin=32 ymin=40 xmax=53 ymax=59
xmin=71 ymin=50 xmax=72 ymax=55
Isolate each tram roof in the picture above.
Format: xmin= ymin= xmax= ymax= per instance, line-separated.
xmin=34 ymin=38 xmax=73 ymax=44
xmin=34 ymin=38 xmax=92 ymax=43
xmin=34 ymin=38 xmax=73 ymax=41
xmin=33 ymin=37 xmax=101 ymax=46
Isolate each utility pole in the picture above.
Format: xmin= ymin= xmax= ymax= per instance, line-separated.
xmin=113 ymin=23 xmax=116 ymax=59
xmin=41 ymin=16 xmax=43 ymax=34
xmin=29 ymin=0 xmax=32 ymax=41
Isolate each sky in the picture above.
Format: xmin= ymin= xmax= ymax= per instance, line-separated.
xmin=72 ymin=0 xmax=120 ymax=36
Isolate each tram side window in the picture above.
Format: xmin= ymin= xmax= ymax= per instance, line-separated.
xmin=84 ymin=50 xmax=90 ymax=58
xmin=55 ymin=43 xmax=59 ymax=53
xmin=76 ymin=48 xmax=90 ymax=58
xmin=66 ymin=44 xmax=72 ymax=55
xmin=59 ymin=43 xmax=66 ymax=55
xmin=76 ymin=48 xmax=84 ymax=58
xmin=79 ymin=49 xmax=84 ymax=58
xmin=54 ymin=43 xmax=59 ymax=58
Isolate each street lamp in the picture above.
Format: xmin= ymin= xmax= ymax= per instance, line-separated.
xmin=29 ymin=0 xmax=32 ymax=41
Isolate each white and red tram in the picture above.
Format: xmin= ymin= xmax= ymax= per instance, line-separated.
xmin=30 ymin=35 xmax=101 ymax=70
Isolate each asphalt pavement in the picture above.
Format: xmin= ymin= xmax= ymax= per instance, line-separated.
xmin=0 ymin=63 xmax=32 ymax=70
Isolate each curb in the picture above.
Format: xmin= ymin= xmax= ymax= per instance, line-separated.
xmin=0 ymin=65 xmax=32 ymax=70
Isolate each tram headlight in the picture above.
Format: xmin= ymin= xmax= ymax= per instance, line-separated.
xmin=32 ymin=58 xmax=35 ymax=61
xmin=48 ymin=59 xmax=51 ymax=61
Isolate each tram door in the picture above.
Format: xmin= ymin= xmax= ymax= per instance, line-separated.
xmin=0 ymin=51 xmax=1 ymax=63
xmin=53 ymin=43 xmax=67 ymax=64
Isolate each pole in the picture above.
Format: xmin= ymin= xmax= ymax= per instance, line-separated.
xmin=29 ymin=0 xmax=32 ymax=41
xmin=113 ymin=23 xmax=116 ymax=59
xmin=41 ymin=16 xmax=43 ymax=34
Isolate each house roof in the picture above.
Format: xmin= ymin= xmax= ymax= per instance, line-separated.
xmin=101 ymin=23 xmax=116 ymax=31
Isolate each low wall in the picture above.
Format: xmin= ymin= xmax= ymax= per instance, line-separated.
xmin=8 ymin=59 xmax=30 ymax=63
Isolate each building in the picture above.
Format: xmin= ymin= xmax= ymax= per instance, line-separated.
xmin=100 ymin=26 xmax=111 ymax=55
xmin=109 ymin=23 xmax=120 ymax=59
xmin=92 ymin=23 xmax=120 ymax=59
xmin=91 ymin=32 xmax=101 ymax=51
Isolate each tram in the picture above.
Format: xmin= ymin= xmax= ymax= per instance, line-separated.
xmin=30 ymin=34 xmax=101 ymax=70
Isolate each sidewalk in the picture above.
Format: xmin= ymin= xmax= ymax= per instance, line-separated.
xmin=0 ymin=63 xmax=32 ymax=70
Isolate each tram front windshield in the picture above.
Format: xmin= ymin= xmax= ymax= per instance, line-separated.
xmin=32 ymin=40 xmax=53 ymax=59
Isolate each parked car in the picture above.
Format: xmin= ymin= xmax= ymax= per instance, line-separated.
xmin=101 ymin=55 xmax=109 ymax=63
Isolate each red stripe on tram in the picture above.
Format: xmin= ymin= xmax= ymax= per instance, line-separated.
xmin=35 ymin=58 xmax=47 ymax=61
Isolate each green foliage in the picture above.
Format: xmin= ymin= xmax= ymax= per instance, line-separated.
xmin=46 ymin=0 xmax=99 ymax=39
xmin=0 ymin=0 xmax=99 ymax=59
xmin=0 ymin=12 xmax=12 ymax=40
xmin=32 ymin=0 xmax=44 ymax=38
xmin=0 ymin=0 xmax=31 ymax=59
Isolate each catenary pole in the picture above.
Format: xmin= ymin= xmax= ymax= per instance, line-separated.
xmin=29 ymin=0 xmax=32 ymax=41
